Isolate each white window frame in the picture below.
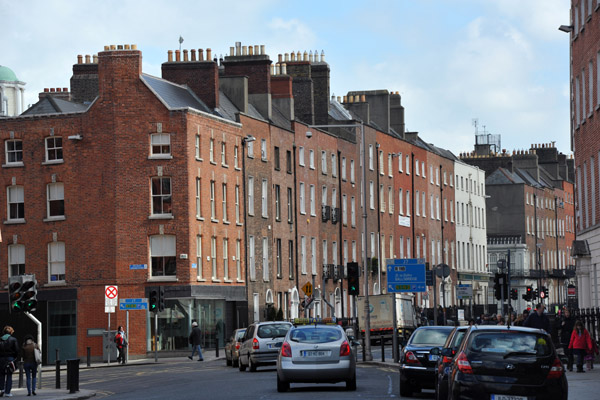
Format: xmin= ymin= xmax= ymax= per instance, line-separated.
xmin=48 ymin=241 xmax=65 ymax=282
xmin=5 ymin=139 xmax=23 ymax=165
xmin=150 ymin=133 xmax=171 ymax=158
xmin=299 ymin=146 xmax=305 ymax=166
xmin=7 ymin=185 xmax=24 ymax=221
xmin=45 ymin=136 xmax=63 ymax=163
xmin=261 ymin=179 xmax=268 ymax=217
xmin=47 ymin=182 xmax=65 ymax=219
xmin=248 ymin=176 xmax=254 ymax=216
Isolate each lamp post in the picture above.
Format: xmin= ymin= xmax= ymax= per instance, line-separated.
xmin=309 ymin=123 xmax=372 ymax=361
xmin=241 ymin=134 xmax=256 ymax=317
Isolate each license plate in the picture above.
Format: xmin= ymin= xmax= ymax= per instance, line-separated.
xmin=268 ymin=343 xmax=282 ymax=349
xmin=429 ymin=354 xmax=439 ymax=362
xmin=491 ymin=395 xmax=528 ymax=400
xmin=301 ymin=350 xmax=331 ymax=357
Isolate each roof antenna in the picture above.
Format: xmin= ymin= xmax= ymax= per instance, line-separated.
xmin=179 ymin=36 xmax=184 ymax=52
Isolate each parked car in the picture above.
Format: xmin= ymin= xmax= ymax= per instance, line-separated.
xmin=238 ymin=321 xmax=292 ymax=372
xmin=399 ymin=325 xmax=454 ymax=397
xmin=447 ymin=325 xmax=568 ymax=400
xmin=277 ymin=319 xmax=357 ymax=392
xmin=225 ymin=328 xmax=246 ymax=367
xmin=431 ymin=326 xmax=469 ymax=400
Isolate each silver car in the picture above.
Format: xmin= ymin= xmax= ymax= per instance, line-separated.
xmin=238 ymin=321 xmax=292 ymax=372
xmin=276 ymin=323 xmax=357 ymax=392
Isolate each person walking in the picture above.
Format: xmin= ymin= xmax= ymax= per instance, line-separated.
xmin=114 ymin=326 xmax=127 ymax=364
xmin=559 ymin=308 xmax=575 ymax=371
xmin=523 ymin=303 xmax=550 ymax=332
xmin=0 ymin=326 xmax=19 ymax=397
xmin=22 ymin=334 xmax=40 ymax=396
xmin=188 ymin=321 xmax=204 ymax=361
xmin=569 ymin=320 xmax=593 ymax=373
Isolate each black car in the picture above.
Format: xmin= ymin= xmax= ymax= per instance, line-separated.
xmin=431 ymin=326 xmax=469 ymax=400
xmin=447 ymin=325 xmax=568 ymax=400
xmin=399 ymin=325 xmax=454 ymax=397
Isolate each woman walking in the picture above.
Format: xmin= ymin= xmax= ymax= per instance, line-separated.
xmin=0 ymin=326 xmax=19 ymax=397
xmin=22 ymin=334 xmax=40 ymax=396
xmin=569 ymin=320 xmax=593 ymax=373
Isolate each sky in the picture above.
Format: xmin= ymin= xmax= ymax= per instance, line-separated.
xmin=1 ymin=0 xmax=571 ymax=157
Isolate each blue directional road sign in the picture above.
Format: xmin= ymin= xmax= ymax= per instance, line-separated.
xmin=119 ymin=298 xmax=148 ymax=310
xmin=386 ymin=258 xmax=426 ymax=293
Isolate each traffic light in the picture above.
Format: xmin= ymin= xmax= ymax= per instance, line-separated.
xmin=8 ymin=275 xmax=37 ymax=313
xmin=510 ymin=288 xmax=518 ymax=301
xmin=540 ymin=286 xmax=548 ymax=300
xmin=149 ymin=289 xmax=159 ymax=312
xmin=522 ymin=286 xmax=532 ymax=301
xmin=532 ymin=288 xmax=539 ymax=300
xmin=494 ymin=273 xmax=502 ymax=300
xmin=8 ymin=276 xmax=23 ymax=313
xmin=347 ymin=262 xmax=360 ymax=296
xmin=158 ymin=286 xmax=165 ymax=312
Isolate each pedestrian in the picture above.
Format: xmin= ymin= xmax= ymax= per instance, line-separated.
xmin=114 ymin=326 xmax=127 ymax=364
xmin=0 ymin=326 xmax=19 ymax=397
xmin=22 ymin=334 xmax=40 ymax=396
xmin=523 ymin=303 xmax=550 ymax=332
xmin=495 ymin=314 xmax=504 ymax=325
xmin=569 ymin=320 xmax=593 ymax=373
xmin=559 ymin=308 xmax=575 ymax=371
xmin=188 ymin=321 xmax=204 ymax=361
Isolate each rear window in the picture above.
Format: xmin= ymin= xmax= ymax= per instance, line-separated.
xmin=468 ymin=331 xmax=552 ymax=357
xmin=236 ymin=330 xmax=246 ymax=341
xmin=451 ymin=330 xmax=467 ymax=349
xmin=290 ymin=327 xmax=343 ymax=344
xmin=410 ymin=328 xmax=451 ymax=346
xmin=257 ymin=323 xmax=291 ymax=338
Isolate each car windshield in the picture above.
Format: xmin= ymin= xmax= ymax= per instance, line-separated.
xmin=289 ymin=327 xmax=342 ymax=344
xmin=410 ymin=329 xmax=451 ymax=346
xmin=468 ymin=331 xmax=552 ymax=357
xmin=257 ymin=324 xmax=291 ymax=338
xmin=236 ymin=330 xmax=246 ymax=341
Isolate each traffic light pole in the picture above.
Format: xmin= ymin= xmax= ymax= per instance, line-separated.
xmin=154 ymin=313 xmax=158 ymax=363
xmin=507 ymin=250 xmax=511 ymax=325
xmin=25 ymin=312 xmax=42 ymax=387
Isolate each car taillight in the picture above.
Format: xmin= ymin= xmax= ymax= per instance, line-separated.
xmin=456 ymin=352 xmax=473 ymax=374
xmin=547 ymin=357 xmax=564 ymax=379
xmin=281 ymin=341 xmax=292 ymax=357
xmin=442 ymin=356 xmax=453 ymax=363
xmin=252 ymin=338 xmax=259 ymax=350
xmin=405 ymin=351 xmax=421 ymax=365
xmin=340 ymin=340 xmax=351 ymax=356
xmin=235 ymin=342 xmax=240 ymax=350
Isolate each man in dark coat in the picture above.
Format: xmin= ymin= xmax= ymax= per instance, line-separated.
xmin=524 ymin=303 xmax=550 ymax=332
xmin=188 ymin=321 xmax=204 ymax=361
xmin=559 ymin=308 xmax=575 ymax=371
xmin=0 ymin=325 xmax=19 ymax=396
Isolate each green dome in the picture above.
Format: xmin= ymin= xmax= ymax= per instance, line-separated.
xmin=0 ymin=65 xmax=18 ymax=82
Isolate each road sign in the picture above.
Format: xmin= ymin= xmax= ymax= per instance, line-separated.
xmin=105 ymin=285 xmax=118 ymax=307
xmin=119 ymin=298 xmax=148 ymax=310
xmin=386 ymin=258 xmax=426 ymax=293
xmin=105 ymin=306 xmax=115 ymax=313
xmin=456 ymin=284 xmax=473 ymax=299
xmin=435 ymin=264 xmax=450 ymax=278
xmin=302 ymin=282 xmax=313 ymax=297
xmin=129 ymin=264 xmax=148 ymax=270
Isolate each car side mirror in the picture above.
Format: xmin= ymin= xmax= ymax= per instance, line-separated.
xmin=347 ymin=335 xmax=355 ymax=341
xmin=430 ymin=347 xmax=440 ymax=356
xmin=352 ymin=340 xmax=361 ymax=347
xmin=441 ymin=348 xmax=454 ymax=357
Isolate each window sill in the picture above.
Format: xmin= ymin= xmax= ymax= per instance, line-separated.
xmin=222 ymin=164 xmax=229 ymax=168
xmin=44 ymin=216 xmax=66 ymax=222
xmin=42 ymin=160 xmax=64 ymax=166
xmin=212 ymin=278 xmax=221 ymax=283
xmin=223 ymin=220 xmax=230 ymax=225
xmin=148 ymin=276 xmax=178 ymax=282
xmin=261 ymin=158 xmax=268 ymax=163
xmin=261 ymin=215 xmax=268 ymax=219
xmin=196 ymin=216 xmax=204 ymax=221
xmin=2 ymin=162 xmax=24 ymax=168
xmin=148 ymin=155 xmax=173 ymax=160
xmin=235 ymin=167 xmax=241 ymax=171
xmin=44 ymin=281 xmax=67 ymax=287
xmin=210 ymin=161 xmax=217 ymax=165
xmin=211 ymin=219 xmax=219 ymax=223
xmin=263 ymin=279 xmax=269 ymax=282
xmin=149 ymin=215 xmax=174 ymax=220
xmin=299 ymin=163 xmax=305 ymax=167
xmin=236 ymin=279 xmax=245 ymax=283
xmin=196 ymin=278 xmax=206 ymax=282
xmin=4 ymin=218 xmax=26 ymax=225
xmin=236 ymin=222 xmax=243 ymax=227
xmin=224 ymin=279 xmax=233 ymax=283
xmin=196 ymin=157 xmax=203 ymax=162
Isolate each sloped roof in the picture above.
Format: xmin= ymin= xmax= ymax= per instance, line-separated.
xmin=141 ymin=74 xmax=211 ymax=113
xmin=486 ymin=167 xmax=526 ymax=185
xmin=271 ymin=104 xmax=292 ymax=131
xmin=21 ymin=96 xmax=89 ymax=116
xmin=329 ymin=99 xmax=353 ymax=121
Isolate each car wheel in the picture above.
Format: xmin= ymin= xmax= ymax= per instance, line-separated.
xmin=238 ymin=356 xmax=246 ymax=372
xmin=277 ymin=374 xmax=290 ymax=392
xmin=249 ymin=357 xmax=257 ymax=372
xmin=346 ymin=374 xmax=357 ymax=391
xmin=399 ymin=379 xmax=412 ymax=397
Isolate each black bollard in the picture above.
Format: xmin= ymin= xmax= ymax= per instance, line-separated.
xmin=87 ymin=347 xmax=91 ymax=367
xmin=362 ymin=336 xmax=366 ymax=362
xmin=215 ymin=337 xmax=219 ymax=358
xmin=381 ymin=336 xmax=385 ymax=362
xmin=67 ymin=359 xmax=80 ymax=393
xmin=55 ymin=359 xmax=61 ymax=389
xmin=18 ymin=360 xmax=23 ymax=388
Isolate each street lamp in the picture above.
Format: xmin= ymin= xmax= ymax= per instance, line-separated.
xmin=241 ymin=135 xmax=256 ymax=301
xmin=309 ymin=123 xmax=373 ymax=361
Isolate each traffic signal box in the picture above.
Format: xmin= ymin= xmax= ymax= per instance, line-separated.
xmin=510 ymin=288 xmax=518 ymax=301
xmin=493 ymin=273 xmax=509 ymax=300
xmin=522 ymin=286 xmax=533 ymax=301
xmin=149 ymin=289 xmax=159 ymax=312
xmin=8 ymin=275 xmax=38 ymax=313
xmin=347 ymin=262 xmax=359 ymax=296
xmin=159 ymin=286 xmax=165 ymax=312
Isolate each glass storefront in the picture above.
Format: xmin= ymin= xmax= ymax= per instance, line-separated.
xmin=147 ymin=298 xmax=225 ymax=351
xmin=48 ymin=300 xmax=77 ymax=363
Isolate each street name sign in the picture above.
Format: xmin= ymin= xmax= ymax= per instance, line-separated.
xmin=456 ymin=284 xmax=473 ymax=300
xmin=119 ymin=298 xmax=148 ymax=310
xmin=386 ymin=258 xmax=426 ymax=293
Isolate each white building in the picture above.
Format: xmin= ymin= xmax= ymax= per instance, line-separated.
xmin=454 ymin=161 xmax=488 ymax=313
xmin=0 ymin=65 xmax=26 ymax=116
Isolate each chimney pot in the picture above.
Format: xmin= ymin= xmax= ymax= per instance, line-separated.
xmin=93 ymin=54 xmax=98 ymax=63
xmin=284 ymin=53 xmax=289 ymax=62
xmin=110 ymin=45 xmax=116 ymax=50
xmin=248 ymin=46 xmax=253 ymax=56
xmin=348 ymin=96 xmax=353 ymax=103
xmin=124 ymin=44 xmax=130 ymax=50
xmin=275 ymin=64 xmax=280 ymax=75
xmin=260 ymin=45 xmax=265 ymax=55
xmin=85 ymin=55 xmax=91 ymax=63
xmin=175 ymin=50 xmax=181 ymax=62
xmin=235 ymin=42 xmax=241 ymax=56
xmin=343 ymin=95 xmax=347 ymax=103
xmin=183 ymin=49 xmax=189 ymax=62
xmin=131 ymin=44 xmax=137 ymax=50
xmin=103 ymin=46 xmax=109 ymax=51
xmin=168 ymin=50 xmax=173 ymax=62
xmin=271 ymin=65 xmax=275 ymax=75
xmin=63 ymin=87 xmax=68 ymax=92
xmin=57 ymin=88 xmax=62 ymax=92
xmin=309 ymin=50 xmax=313 ymax=62
xmin=77 ymin=55 xmax=83 ymax=64
xmin=117 ymin=45 xmax=123 ymax=50
xmin=354 ymin=95 xmax=360 ymax=102
xmin=199 ymin=49 xmax=204 ymax=61
xmin=291 ymin=52 xmax=296 ymax=61
xmin=206 ymin=48 xmax=212 ymax=61
xmin=50 ymin=88 xmax=55 ymax=92
xmin=230 ymin=47 xmax=235 ymax=56
xmin=320 ymin=50 xmax=325 ymax=62
xmin=278 ymin=54 xmax=283 ymax=63
xmin=242 ymin=46 xmax=247 ymax=56
xmin=337 ymin=96 xmax=341 ymax=102
xmin=282 ymin=63 xmax=287 ymax=75
xmin=191 ymin=49 xmax=196 ymax=61
xmin=361 ymin=95 xmax=366 ymax=102
xmin=254 ymin=45 xmax=259 ymax=55
xmin=44 ymin=88 xmax=49 ymax=93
